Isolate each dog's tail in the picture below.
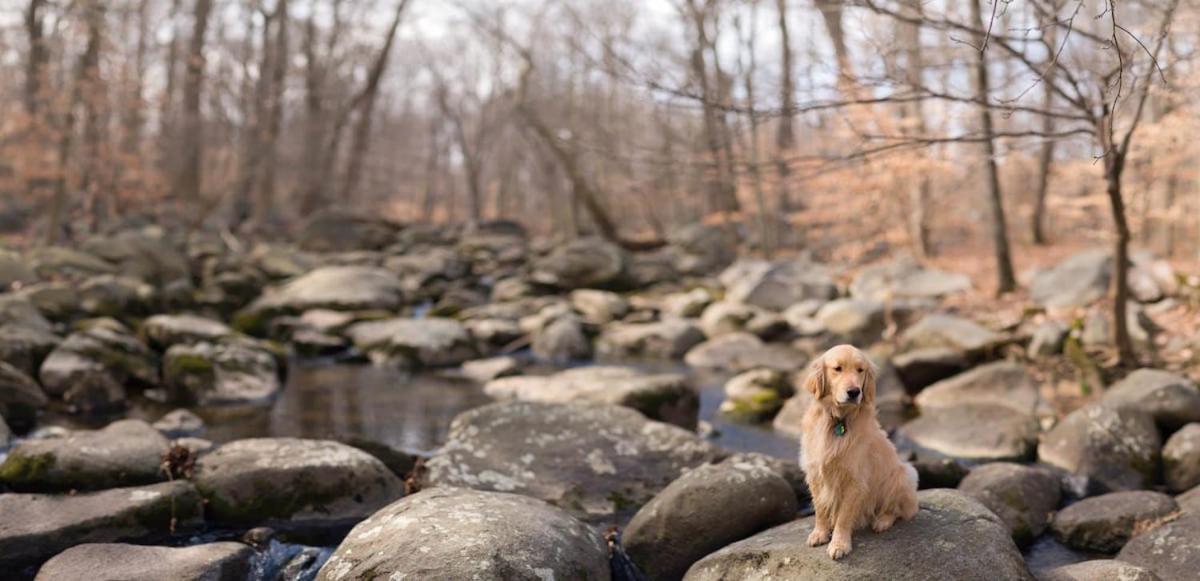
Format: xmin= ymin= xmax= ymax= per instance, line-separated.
xmin=903 ymin=461 xmax=919 ymax=490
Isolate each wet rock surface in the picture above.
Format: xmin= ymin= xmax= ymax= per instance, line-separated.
xmin=35 ymin=542 xmax=254 ymax=581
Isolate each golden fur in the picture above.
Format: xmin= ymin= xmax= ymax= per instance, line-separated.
xmin=799 ymin=344 xmax=919 ymax=560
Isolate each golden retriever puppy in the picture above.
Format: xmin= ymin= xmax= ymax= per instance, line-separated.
xmin=800 ymin=344 xmax=919 ymax=560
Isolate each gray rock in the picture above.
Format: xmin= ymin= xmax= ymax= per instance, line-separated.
xmin=26 ymin=246 xmax=116 ymax=281
xmin=723 ymin=259 xmax=838 ymax=311
xmin=237 ymin=266 xmax=404 ymax=333
xmin=899 ymin=313 xmax=1000 ymax=354
xmin=385 ymin=247 xmax=470 ymax=300
xmin=1102 ymin=368 xmax=1200 ymax=431
xmin=461 ymin=356 xmax=521 ymax=383
xmin=81 ymin=229 xmax=191 ymax=286
xmin=0 ymin=295 xmax=53 ymax=331
xmin=0 ymin=419 xmax=168 ymax=492
xmin=570 ymin=289 xmax=629 ymax=324
xmin=1029 ymin=320 xmax=1069 ymax=356
xmin=0 ymin=361 xmax=48 ymax=432
xmin=346 ymin=317 xmax=478 ymax=367
xmin=892 ymin=347 xmax=971 ymax=392
xmin=0 ymin=415 xmax=9 ymax=448
xmin=596 ymin=319 xmax=705 ymax=359
xmin=531 ymin=237 xmax=627 ymax=290
xmin=771 ymin=391 xmax=813 ymax=438
xmin=1179 ymin=485 xmax=1200 ymax=513
xmin=141 ymin=314 xmax=233 ymax=351
xmin=1031 ymin=249 xmax=1112 ymax=309
xmin=317 ymin=487 xmax=609 ymax=581
xmin=163 ymin=341 xmax=281 ymax=406
xmin=1117 ymin=511 xmax=1200 ymax=581
xmin=1164 ymin=424 xmax=1200 ymax=493
xmin=684 ymin=489 xmax=1032 ymax=581
xmin=624 ymin=458 xmax=799 ymax=581
xmin=668 ymin=223 xmax=736 ymax=275
xmin=1039 ymin=403 xmax=1161 ymax=493
xmin=850 ymin=255 xmax=971 ymax=300
xmin=662 ymin=288 xmax=715 ymax=318
xmin=1081 ymin=310 xmax=1111 ymax=347
xmin=193 ymin=438 xmax=403 ymax=531
xmin=914 ymin=361 xmax=1043 ymax=415
xmin=484 ymin=366 xmax=699 ymax=429
xmin=0 ymin=481 xmax=203 ymax=570
xmin=684 ymin=332 xmax=804 ymax=372
xmin=152 ymin=408 xmax=206 ymax=439
xmin=897 ymin=403 xmax=1039 ymax=462
xmin=78 ymin=275 xmax=157 ymax=317
xmin=719 ymin=368 xmax=794 ymax=423
xmin=39 ymin=327 xmax=159 ymax=412
xmin=0 ymin=324 xmax=60 ymax=377
xmin=424 ymin=401 xmax=721 ymax=522
xmin=531 ymin=316 xmax=593 ymax=362
xmin=0 ymin=249 xmax=37 ymax=289
xmin=816 ymin=298 xmax=887 ymax=343
xmin=1051 ymin=491 xmax=1179 ymax=553
xmin=958 ymin=462 xmax=1061 ymax=546
xmin=297 ymin=210 xmax=397 ymax=252
xmin=1037 ymin=560 xmax=1163 ymax=581
xmin=17 ymin=282 xmax=82 ymax=321
xmin=35 ymin=542 xmax=254 ymax=581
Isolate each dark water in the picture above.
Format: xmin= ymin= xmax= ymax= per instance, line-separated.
xmin=1022 ymin=535 xmax=1096 ymax=575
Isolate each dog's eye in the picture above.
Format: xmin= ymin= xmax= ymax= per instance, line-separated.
xmin=857 ymin=368 xmax=863 ymax=373
xmin=833 ymin=365 xmax=842 ymax=372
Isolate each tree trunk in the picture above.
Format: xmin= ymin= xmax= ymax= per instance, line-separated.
xmin=1031 ymin=25 xmax=1057 ymax=245
xmin=24 ymin=0 xmax=48 ymax=118
xmin=255 ymin=0 xmax=289 ymax=230
xmin=969 ymin=0 xmax=1017 ymax=294
xmin=78 ymin=1 xmax=107 ymax=230
xmin=340 ymin=0 xmax=409 ymax=202
xmin=774 ymin=0 xmax=797 ymax=215
xmin=175 ymin=0 xmax=214 ymax=205
xmin=1104 ymin=148 xmax=1136 ymax=365
xmin=899 ymin=0 xmax=931 ymax=257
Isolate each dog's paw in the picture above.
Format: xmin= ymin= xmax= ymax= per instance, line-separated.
xmin=807 ymin=528 xmax=831 ymax=547
xmin=827 ymin=539 xmax=852 ymax=560
xmin=872 ymin=514 xmax=896 ymax=533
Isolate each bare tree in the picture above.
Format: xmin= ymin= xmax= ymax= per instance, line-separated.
xmin=175 ymin=0 xmax=214 ymax=204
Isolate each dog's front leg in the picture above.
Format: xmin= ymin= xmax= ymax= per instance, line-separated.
xmin=806 ymin=498 xmax=833 ymax=547
xmin=827 ymin=490 xmax=862 ymax=560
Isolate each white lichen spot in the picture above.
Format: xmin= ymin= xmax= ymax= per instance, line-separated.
xmin=586 ymin=449 xmax=616 ymax=475
xmin=129 ymin=489 xmax=162 ymax=502
xmin=532 ymin=567 xmax=556 ymax=581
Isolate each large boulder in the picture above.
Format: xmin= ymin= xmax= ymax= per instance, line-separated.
xmin=1039 ymin=403 xmax=1161 ymax=493
xmin=0 ymin=481 xmax=203 ymax=571
xmin=0 ymin=250 xmax=36 ymax=289
xmin=596 ymin=320 xmax=706 ymax=360
xmin=297 ymin=210 xmax=397 ymax=253
xmin=35 ymin=542 xmax=254 ymax=581
xmin=317 ymin=488 xmax=609 ymax=581
xmin=163 ymin=341 xmax=281 ymax=406
xmin=684 ymin=332 xmax=804 ymax=372
xmin=850 ymin=255 xmax=971 ymax=300
xmin=719 ymin=368 xmax=794 ymax=423
xmin=531 ymin=315 xmax=593 ymax=363
xmin=815 ymin=298 xmax=888 ymax=343
xmin=193 ymin=438 xmax=403 ymax=532
xmin=423 ymin=401 xmax=721 ymax=523
xmin=531 ymin=237 xmax=627 ymax=290
xmin=1037 ymin=560 xmax=1162 ymax=581
xmin=78 ymin=275 xmax=157 ymax=317
xmin=236 ymin=266 xmax=403 ymax=333
xmin=26 ymin=246 xmax=116 ymax=281
xmin=958 ymin=462 xmax=1061 ymax=546
xmin=569 ymin=289 xmax=629 ymax=324
xmin=0 ymin=295 xmax=53 ymax=331
xmin=899 ymin=313 xmax=1000 ymax=355
xmin=1117 ymin=511 xmax=1200 ymax=581
xmin=1102 ymin=368 xmax=1200 ymax=432
xmin=1051 ymin=491 xmax=1179 ymax=553
xmin=624 ymin=458 xmax=798 ymax=581
xmin=484 ymin=366 xmax=699 ymax=429
xmin=914 ymin=361 xmax=1043 ymax=416
xmin=1163 ymin=423 xmax=1200 ymax=492
xmin=1031 ymin=249 xmax=1112 ymax=309
xmin=81 ymin=230 xmax=191 ymax=286
xmin=892 ymin=347 xmax=970 ymax=392
xmin=346 ymin=317 xmax=478 ymax=367
xmin=0 ymin=419 xmax=168 ymax=492
xmin=897 ymin=403 xmax=1039 ymax=463
xmin=723 ymin=259 xmax=838 ymax=311
xmin=684 ymin=489 xmax=1032 ymax=581
xmin=140 ymin=314 xmax=233 ymax=351
xmin=668 ymin=223 xmax=736 ymax=275
xmin=0 ymin=361 xmax=48 ymax=431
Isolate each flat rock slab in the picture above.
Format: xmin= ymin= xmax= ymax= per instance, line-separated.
xmin=0 ymin=419 xmax=168 ymax=492
xmin=484 ymin=366 xmax=699 ymax=429
xmin=35 ymin=542 xmax=254 ymax=581
xmin=1037 ymin=559 xmax=1161 ymax=581
xmin=346 ymin=317 xmax=478 ymax=367
xmin=915 ymin=361 xmax=1042 ymax=416
xmin=596 ymin=320 xmax=706 ymax=360
xmin=424 ymin=400 xmax=721 ymax=523
xmin=1051 ymin=491 xmax=1180 ymax=554
xmin=684 ymin=489 xmax=1033 ymax=581
xmin=1117 ymin=511 xmax=1200 ymax=581
xmin=897 ymin=403 xmax=1039 ymax=463
xmin=317 ymin=488 xmax=609 ymax=581
xmin=0 ymin=481 xmax=203 ymax=571
xmin=1102 ymin=368 xmax=1200 ymax=431
xmin=193 ymin=438 xmax=404 ymax=533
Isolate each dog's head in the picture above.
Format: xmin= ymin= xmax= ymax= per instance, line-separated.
xmin=803 ymin=344 xmax=876 ymax=410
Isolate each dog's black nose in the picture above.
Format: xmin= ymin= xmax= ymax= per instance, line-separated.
xmin=847 ymin=388 xmax=862 ymax=400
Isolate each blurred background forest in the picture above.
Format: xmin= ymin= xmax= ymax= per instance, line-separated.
xmin=0 ymin=0 xmax=1196 ymax=288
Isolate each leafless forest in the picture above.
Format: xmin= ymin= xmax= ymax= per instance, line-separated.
xmin=0 ymin=0 xmax=1196 ymax=353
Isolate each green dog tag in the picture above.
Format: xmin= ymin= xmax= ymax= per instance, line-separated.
xmin=833 ymin=420 xmax=846 ymax=437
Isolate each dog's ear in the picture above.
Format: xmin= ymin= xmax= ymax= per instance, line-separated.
xmin=804 ymin=356 xmax=826 ymax=399
xmin=862 ymin=357 xmax=877 ymax=407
